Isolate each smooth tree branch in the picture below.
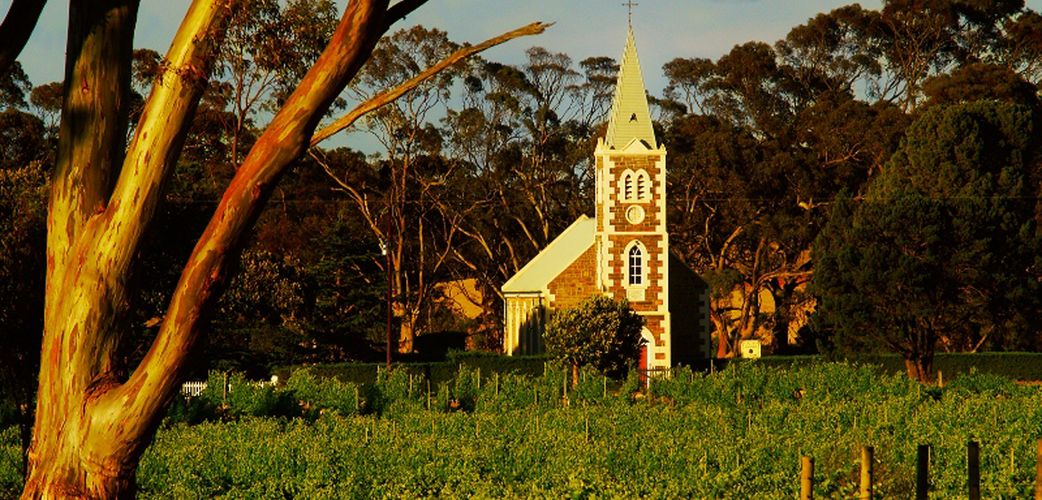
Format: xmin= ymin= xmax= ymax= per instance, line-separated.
xmin=0 ymin=0 xmax=46 ymax=74
xmin=122 ymin=0 xmax=412 ymax=424
xmin=310 ymin=21 xmax=552 ymax=147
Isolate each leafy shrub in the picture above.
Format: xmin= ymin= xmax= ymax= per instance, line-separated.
xmin=543 ymin=295 xmax=644 ymax=380
xmin=0 ymin=426 xmax=20 ymax=497
xmin=285 ymin=368 xmax=361 ymax=416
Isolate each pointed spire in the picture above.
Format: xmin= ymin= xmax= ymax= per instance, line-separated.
xmin=605 ymin=28 xmax=656 ymax=149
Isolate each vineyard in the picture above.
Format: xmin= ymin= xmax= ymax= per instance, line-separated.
xmin=4 ymin=363 xmax=1042 ymax=497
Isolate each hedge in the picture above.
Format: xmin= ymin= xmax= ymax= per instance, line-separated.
xmin=745 ymin=352 xmax=1042 ymax=381
xmin=275 ymin=352 xmax=1042 ymax=386
xmin=273 ymin=352 xmax=550 ymax=387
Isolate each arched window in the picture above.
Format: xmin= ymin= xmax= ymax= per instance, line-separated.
xmin=622 ymin=171 xmax=634 ymax=200
xmin=628 ymin=245 xmax=643 ymax=286
xmin=636 ymin=171 xmax=651 ymax=200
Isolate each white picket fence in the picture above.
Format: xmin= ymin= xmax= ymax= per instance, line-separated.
xmin=180 ymin=381 xmax=207 ymax=398
xmin=179 ymin=376 xmax=279 ymax=398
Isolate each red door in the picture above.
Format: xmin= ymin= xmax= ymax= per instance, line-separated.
xmin=638 ymin=345 xmax=648 ymax=386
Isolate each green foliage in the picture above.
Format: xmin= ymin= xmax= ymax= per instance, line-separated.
xmin=0 ymin=426 xmax=20 ymax=498
xmin=543 ymin=296 xmax=645 ymax=378
xmin=814 ymin=101 xmax=1042 ymax=376
xmin=285 ymin=369 xmax=360 ymax=416
xmin=274 ymin=354 xmax=550 ymax=387
xmin=9 ymin=363 xmax=1042 ymax=495
xmin=4 ymin=363 xmax=1036 ymax=497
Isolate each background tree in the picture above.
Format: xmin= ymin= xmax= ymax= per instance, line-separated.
xmin=656 ymin=0 xmax=1042 ymax=357
xmin=814 ymin=100 xmax=1042 ymax=381
xmin=544 ymin=295 xmax=645 ymax=385
xmin=441 ymin=49 xmax=609 ymax=348
xmin=0 ymin=162 xmax=47 ymax=477
xmin=318 ymin=25 xmax=466 ymax=354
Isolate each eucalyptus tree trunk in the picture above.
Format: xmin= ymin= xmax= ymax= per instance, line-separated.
xmin=22 ymin=0 xmax=428 ymax=497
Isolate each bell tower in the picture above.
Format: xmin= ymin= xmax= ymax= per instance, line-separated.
xmin=594 ymin=28 xmax=671 ymax=369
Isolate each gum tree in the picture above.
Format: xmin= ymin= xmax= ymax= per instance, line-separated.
xmin=0 ymin=0 xmax=546 ymax=496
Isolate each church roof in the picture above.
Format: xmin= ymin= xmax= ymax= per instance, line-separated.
xmin=604 ymin=28 xmax=657 ymax=150
xmin=502 ymin=215 xmax=595 ymax=293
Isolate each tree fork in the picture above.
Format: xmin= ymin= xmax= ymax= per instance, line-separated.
xmin=25 ymin=0 xmax=231 ymax=497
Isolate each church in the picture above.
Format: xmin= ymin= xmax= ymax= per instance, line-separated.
xmin=501 ymin=28 xmax=711 ymax=370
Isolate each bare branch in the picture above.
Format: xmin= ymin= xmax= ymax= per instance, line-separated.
xmin=382 ymin=0 xmax=427 ymax=31
xmin=0 ymin=0 xmax=46 ymax=74
xmin=310 ymin=21 xmax=552 ymax=147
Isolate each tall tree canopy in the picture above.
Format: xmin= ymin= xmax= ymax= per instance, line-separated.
xmin=814 ymin=100 xmax=1042 ymax=381
xmin=659 ymin=0 xmax=1041 ymax=357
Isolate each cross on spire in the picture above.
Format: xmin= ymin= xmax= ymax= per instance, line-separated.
xmin=622 ymin=0 xmax=639 ymax=27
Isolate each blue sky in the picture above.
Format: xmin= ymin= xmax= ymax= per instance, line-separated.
xmin=8 ymin=0 xmax=1042 ymax=150
xmin=23 ymin=0 xmax=1042 ymax=91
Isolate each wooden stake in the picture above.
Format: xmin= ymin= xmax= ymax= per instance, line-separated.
xmin=800 ymin=455 xmax=814 ymax=500
xmin=860 ymin=446 xmax=873 ymax=500
xmin=916 ymin=444 xmax=930 ymax=500
xmin=1034 ymin=439 xmax=1042 ymax=500
xmin=968 ymin=441 xmax=980 ymax=500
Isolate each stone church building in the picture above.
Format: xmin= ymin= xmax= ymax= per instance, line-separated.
xmin=501 ymin=29 xmax=711 ymax=370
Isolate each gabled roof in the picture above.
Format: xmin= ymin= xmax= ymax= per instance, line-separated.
xmin=604 ymin=28 xmax=657 ymax=150
xmin=502 ymin=216 xmax=595 ymax=293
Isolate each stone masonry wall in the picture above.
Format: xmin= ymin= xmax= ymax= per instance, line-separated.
xmin=547 ymin=244 xmax=598 ymax=310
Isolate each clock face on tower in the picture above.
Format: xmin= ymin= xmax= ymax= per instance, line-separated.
xmin=625 ymin=204 xmax=645 ymax=225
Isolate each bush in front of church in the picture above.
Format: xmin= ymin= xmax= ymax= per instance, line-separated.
xmin=544 ymin=295 xmax=645 ymax=384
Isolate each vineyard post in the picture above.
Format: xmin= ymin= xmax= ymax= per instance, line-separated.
xmin=602 ymin=376 xmax=607 ymax=399
xmin=355 ymin=386 xmax=360 ymax=413
xmin=562 ymin=367 xmax=568 ymax=402
xmin=967 ymin=441 xmax=980 ymax=500
xmin=800 ymin=455 xmax=814 ymax=500
xmin=494 ymin=373 xmax=500 ymax=397
xmin=860 ymin=446 xmax=873 ymax=499
xmin=1034 ymin=439 xmax=1042 ymax=499
xmin=937 ymin=370 xmax=943 ymax=388
xmin=477 ymin=368 xmax=481 ymax=390
xmin=426 ymin=380 xmax=431 ymax=411
xmin=916 ymin=444 xmax=931 ymax=500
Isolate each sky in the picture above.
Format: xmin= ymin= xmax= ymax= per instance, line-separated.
xmin=8 ymin=0 xmax=1042 ymax=150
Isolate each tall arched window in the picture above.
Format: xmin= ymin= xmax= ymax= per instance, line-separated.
xmin=622 ymin=172 xmax=634 ymax=200
xmin=628 ymin=245 xmax=643 ymax=286
xmin=636 ymin=171 xmax=651 ymax=200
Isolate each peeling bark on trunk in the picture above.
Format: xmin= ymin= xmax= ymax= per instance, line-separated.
xmin=14 ymin=1 xmax=551 ymax=496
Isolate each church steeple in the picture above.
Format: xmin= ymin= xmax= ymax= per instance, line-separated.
xmin=604 ymin=28 xmax=656 ymax=150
